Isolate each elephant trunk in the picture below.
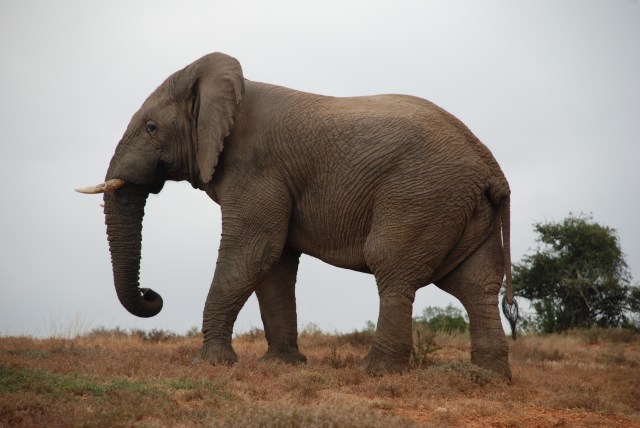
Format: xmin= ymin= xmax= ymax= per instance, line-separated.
xmin=104 ymin=185 xmax=163 ymax=317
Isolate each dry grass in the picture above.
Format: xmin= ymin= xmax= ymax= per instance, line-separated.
xmin=1 ymin=329 xmax=639 ymax=427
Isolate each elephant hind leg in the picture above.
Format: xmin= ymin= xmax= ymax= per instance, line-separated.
xmin=435 ymin=228 xmax=512 ymax=380
xmin=256 ymin=247 xmax=307 ymax=364
xmin=360 ymin=281 xmax=417 ymax=375
xmin=361 ymin=209 xmax=460 ymax=375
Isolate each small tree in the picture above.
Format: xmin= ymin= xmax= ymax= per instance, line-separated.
xmin=513 ymin=214 xmax=640 ymax=333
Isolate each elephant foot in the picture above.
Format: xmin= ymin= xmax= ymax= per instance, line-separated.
xmin=361 ymin=349 xmax=409 ymax=376
xmin=261 ymin=347 xmax=307 ymax=365
xmin=192 ymin=342 xmax=238 ymax=366
xmin=471 ymin=352 xmax=512 ymax=382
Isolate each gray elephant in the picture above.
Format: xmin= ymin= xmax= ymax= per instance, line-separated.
xmin=77 ymin=53 xmax=514 ymax=379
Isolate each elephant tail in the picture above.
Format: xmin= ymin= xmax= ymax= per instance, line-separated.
xmin=500 ymin=195 xmax=513 ymax=305
xmin=487 ymin=180 xmax=519 ymax=338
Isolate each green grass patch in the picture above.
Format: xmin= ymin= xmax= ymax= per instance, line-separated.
xmin=164 ymin=377 xmax=235 ymax=399
xmin=0 ymin=365 xmax=162 ymax=398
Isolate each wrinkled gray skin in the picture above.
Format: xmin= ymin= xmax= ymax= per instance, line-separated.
xmin=101 ymin=53 xmax=512 ymax=379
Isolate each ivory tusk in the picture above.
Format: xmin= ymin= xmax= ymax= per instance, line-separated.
xmin=75 ymin=178 xmax=126 ymax=194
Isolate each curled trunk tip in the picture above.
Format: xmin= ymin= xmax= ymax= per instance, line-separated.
xmin=118 ymin=288 xmax=163 ymax=318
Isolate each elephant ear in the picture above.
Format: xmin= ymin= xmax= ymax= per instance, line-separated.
xmin=191 ymin=53 xmax=244 ymax=184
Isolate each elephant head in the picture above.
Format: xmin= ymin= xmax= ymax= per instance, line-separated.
xmin=76 ymin=53 xmax=244 ymax=317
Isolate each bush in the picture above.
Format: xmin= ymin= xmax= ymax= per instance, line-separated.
xmin=415 ymin=305 xmax=469 ymax=334
xmin=337 ymin=321 xmax=376 ymax=347
xmin=410 ymin=324 xmax=439 ymax=368
xmin=84 ymin=327 xmax=177 ymax=342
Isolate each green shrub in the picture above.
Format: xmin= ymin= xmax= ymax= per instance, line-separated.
xmin=415 ymin=305 xmax=469 ymax=333
xmin=410 ymin=323 xmax=439 ymax=368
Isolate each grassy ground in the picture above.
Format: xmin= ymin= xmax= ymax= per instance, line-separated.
xmin=1 ymin=327 xmax=639 ymax=427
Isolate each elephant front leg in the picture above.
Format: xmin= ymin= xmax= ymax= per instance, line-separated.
xmin=195 ymin=237 xmax=287 ymax=365
xmin=195 ymin=258 xmax=253 ymax=365
xmin=195 ymin=189 xmax=292 ymax=366
xmin=256 ymin=247 xmax=307 ymax=364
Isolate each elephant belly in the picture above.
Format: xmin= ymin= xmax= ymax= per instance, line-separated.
xmin=286 ymin=208 xmax=371 ymax=273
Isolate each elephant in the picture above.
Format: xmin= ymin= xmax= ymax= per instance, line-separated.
xmin=77 ymin=52 xmax=514 ymax=379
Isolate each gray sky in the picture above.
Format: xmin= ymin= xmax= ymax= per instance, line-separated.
xmin=1 ymin=0 xmax=639 ymax=337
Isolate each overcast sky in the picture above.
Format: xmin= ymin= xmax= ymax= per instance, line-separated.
xmin=1 ymin=1 xmax=639 ymax=338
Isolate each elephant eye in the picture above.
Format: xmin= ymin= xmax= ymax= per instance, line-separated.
xmin=146 ymin=120 xmax=158 ymax=136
